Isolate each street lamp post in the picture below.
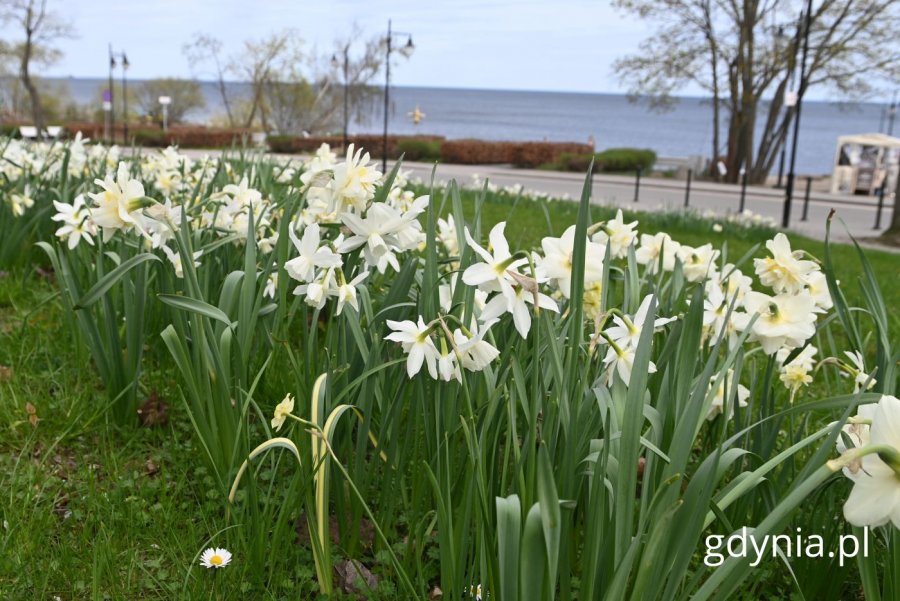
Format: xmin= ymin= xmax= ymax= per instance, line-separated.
xmin=122 ymin=52 xmax=130 ymax=142
xmin=108 ymin=45 xmax=116 ymax=143
xmin=781 ymin=0 xmax=813 ymax=229
xmin=888 ymin=91 xmax=898 ymax=137
xmin=382 ymin=19 xmax=414 ymax=173
xmin=109 ymin=47 xmax=129 ymax=143
xmin=332 ymin=44 xmax=351 ymax=150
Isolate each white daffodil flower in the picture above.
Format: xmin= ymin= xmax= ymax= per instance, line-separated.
xmin=437 ymin=343 xmax=462 ymax=383
xmin=835 ymin=402 xmax=877 ymax=480
xmin=707 ymin=264 xmax=753 ymax=305
xmin=700 ymin=283 xmax=742 ymax=348
xmin=804 ymin=270 xmax=833 ymax=313
xmin=603 ymin=294 xmax=677 ymax=351
xmin=52 ymin=194 xmax=96 ymax=249
xmin=754 ymin=233 xmax=819 ymax=294
xmin=705 ymin=369 xmax=750 ymax=421
xmin=271 ymin=393 xmax=295 ymax=432
xmin=293 ymin=268 xmax=336 ymax=310
xmin=841 ymin=395 xmax=900 ymax=528
xmin=329 ymin=144 xmax=383 ymax=214
xmin=7 ymin=189 xmax=34 ymax=217
xmin=677 ymin=243 xmax=720 ymax=283
xmin=591 ymin=209 xmax=638 ymax=259
xmin=776 ymin=345 xmax=818 ymax=393
xmin=285 ymin=223 xmax=343 ymax=283
xmin=161 ymin=245 xmax=202 ymax=278
xmin=538 ymin=224 xmax=605 ymax=298
xmin=222 ymin=176 xmax=263 ymax=212
xmin=462 ymin=222 xmax=527 ymax=295
xmin=334 ymin=271 xmax=368 ymax=315
xmin=452 ymin=319 xmax=500 ymax=372
xmin=263 ymin=273 xmax=278 ymax=299
xmin=843 ymin=350 xmax=876 ymax=392
xmin=88 ymin=161 xmax=149 ymax=241
xmin=635 ymin=232 xmax=681 ymax=273
xmin=601 ymin=343 xmax=657 ymax=385
xmin=339 ymin=203 xmax=404 ymax=263
xmin=740 ymin=290 xmax=817 ymax=355
xmin=437 ymin=214 xmax=460 ymax=255
xmin=480 ymin=281 xmax=559 ymax=339
xmin=386 ymin=317 xmax=440 ymax=379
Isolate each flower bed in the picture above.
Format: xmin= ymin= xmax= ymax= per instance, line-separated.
xmin=1 ymin=135 xmax=897 ymax=599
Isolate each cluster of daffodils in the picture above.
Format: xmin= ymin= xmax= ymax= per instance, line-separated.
xmin=466 ymin=173 xmax=571 ymax=202
xmin=0 ymin=133 xmax=118 ymax=185
xmin=429 ymin=205 xmax=851 ymax=416
xmin=700 ymin=208 xmax=779 ymax=230
xmin=386 ymin=316 xmax=500 ymax=381
xmin=28 ymin=140 xmax=866 ymax=418
xmin=42 ymin=141 xmax=288 ymax=278
xmin=2 ymin=134 xmax=119 ymax=221
xmin=6 ymin=185 xmax=35 ymax=217
xmin=280 ymin=145 xmax=430 ymax=312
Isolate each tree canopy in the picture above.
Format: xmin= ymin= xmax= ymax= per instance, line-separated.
xmin=614 ymin=0 xmax=900 ymax=183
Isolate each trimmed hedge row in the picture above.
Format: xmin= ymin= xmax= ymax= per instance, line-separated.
xmin=267 ymin=134 xmax=445 ymax=159
xmin=61 ymin=123 xmax=255 ymax=148
xmin=553 ymin=148 xmax=657 ymax=173
xmin=2 ymin=122 xmax=652 ymax=173
xmin=267 ymin=135 xmax=593 ymax=168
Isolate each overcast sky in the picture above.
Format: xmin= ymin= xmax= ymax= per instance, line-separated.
xmin=22 ymin=0 xmax=658 ymax=94
xmin=4 ymin=0 xmax=888 ymax=101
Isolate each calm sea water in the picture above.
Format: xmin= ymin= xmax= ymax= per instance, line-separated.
xmin=57 ymin=77 xmax=888 ymax=175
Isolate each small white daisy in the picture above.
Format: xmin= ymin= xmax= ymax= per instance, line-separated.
xmin=199 ymin=547 xmax=232 ymax=569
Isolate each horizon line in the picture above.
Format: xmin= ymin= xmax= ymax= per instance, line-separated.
xmin=33 ymin=74 xmax=888 ymax=105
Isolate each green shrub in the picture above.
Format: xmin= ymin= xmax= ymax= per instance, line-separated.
xmin=132 ymin=129 xmax=167 ymax=147
xmin=555 ymin=152 xmax=595 ymax=173
xmin=0 ymin=123 xmax=22 ymax=138
xmin=396 ymin=138 xmax=442 ymax=161
xmin=509 ymin=141 xmax=594 ymax=168
xmin=594 ymin=147 xmax=657 ymax=173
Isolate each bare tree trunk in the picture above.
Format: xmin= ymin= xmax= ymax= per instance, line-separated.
xmin=20 ymin=22 xmax=44 ymax=136
xmin=215 ymin=67 xmax=234 ymax=127
xmin=884 ymin=169 xmax=900 ymax=239
xmin=703 ymin=1 xmax=722 ymax=181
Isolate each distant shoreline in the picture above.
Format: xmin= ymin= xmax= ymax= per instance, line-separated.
xmin=35 ymin=76 xmax=884 ymax=107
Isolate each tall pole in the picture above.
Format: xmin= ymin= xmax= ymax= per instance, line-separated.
xmin=382 ymin=19 xmax=392 ymax=174
xmin=888 ymin=90 xmax=898 ymax=137
xmin=343 ymin=45 xmax=349 ymax=150
xmin=122 ymin=53 xmax=129 ymax=142
xmin=781 ymin=0 xmax=813 ymax=229
xmin=108 ymin=45 xmax=115 ymax=143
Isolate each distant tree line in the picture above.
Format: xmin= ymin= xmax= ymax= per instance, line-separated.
xmin=0 ymin=0 xmax=392 ymax=137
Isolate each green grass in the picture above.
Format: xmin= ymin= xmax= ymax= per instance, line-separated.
xmin=0 ymin=183 xmax=896 ymax=598
xmin=0 ymin=274 xmax=325 ymax=598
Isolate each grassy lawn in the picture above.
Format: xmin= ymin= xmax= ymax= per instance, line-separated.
xmin=0 ymin=179 xmax=896 ymax=598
